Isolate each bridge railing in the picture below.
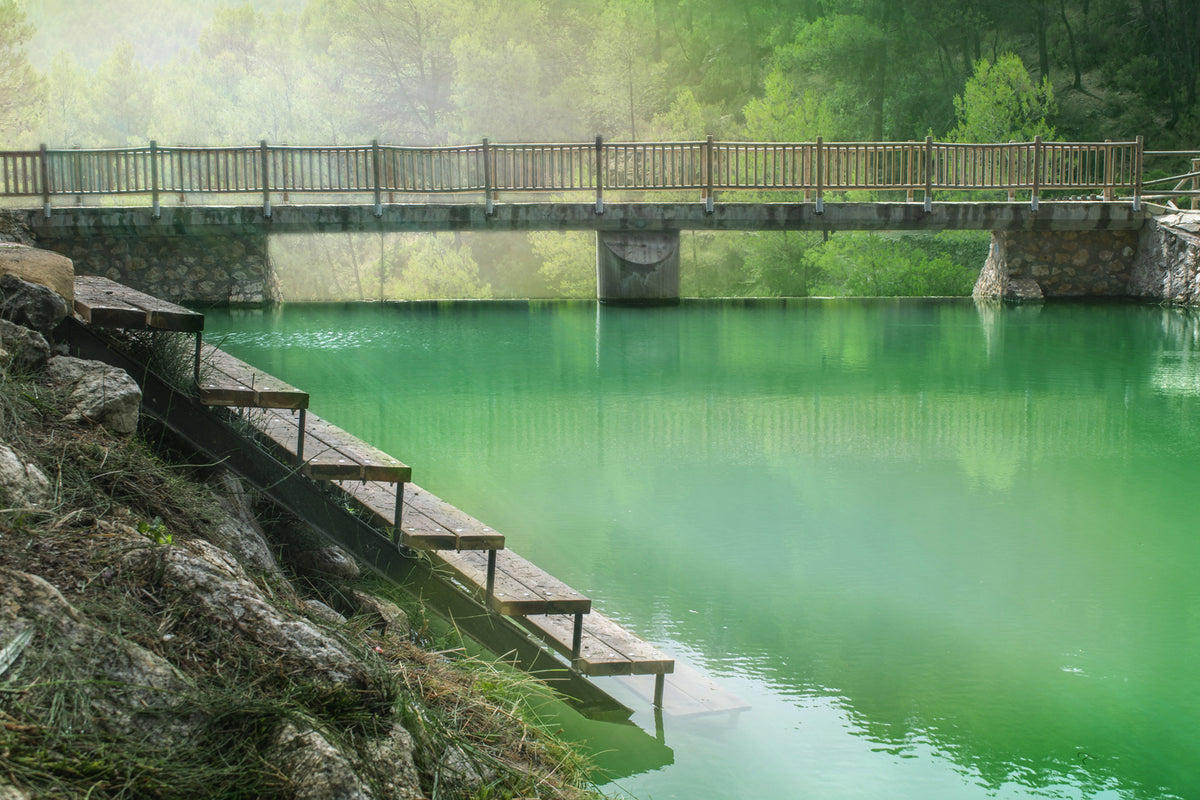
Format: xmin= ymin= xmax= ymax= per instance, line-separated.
xmin=0 ymin=136 xmax=1144 ymax=216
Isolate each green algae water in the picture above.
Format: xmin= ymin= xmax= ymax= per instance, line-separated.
xmin=205 ymin=299 xmax=1200 ymax=800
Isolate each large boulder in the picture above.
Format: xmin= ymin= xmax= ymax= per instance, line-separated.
xmin=0 ymin=318 xmax=51 ymax=372
xmin=0 ymin=443 xmax=52 ymax=509
xmin=48 ymin=355 xmax=142 ymax=435
xmin=266 ymin=723 xmax=375 ymax=800
xmin=122 ymin=537 xmax=372 ymax=691
xmin=0 ymin=273 xmax=70 ymax=339
xmin=0 ymin=243 xmax=74 ymax=305
xmin=0 ymin=568 xmax=194 ymax=743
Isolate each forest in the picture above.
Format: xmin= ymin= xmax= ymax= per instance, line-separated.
xmin=1 ymin=0 xmax=1196 ymax=299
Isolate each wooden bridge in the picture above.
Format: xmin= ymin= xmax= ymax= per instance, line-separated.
xmin=5 ymin=136 xmax=1195 ymax=303
xmin=0 ymin=136 xmax=1155 ymax=213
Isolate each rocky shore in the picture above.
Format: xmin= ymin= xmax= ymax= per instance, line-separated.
xmin=0 ymin=217 xmax=598 ymax=799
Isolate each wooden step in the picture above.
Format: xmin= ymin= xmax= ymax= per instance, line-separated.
xmin=73 ymin=275 xmax=203 ymax=332
xmin=254 ymin=407 xmax=410 ymax=483
xmin=432 ymin=548 xmax=590 ymax=616
xmin=198 ymin=343 xmax=309 ymax=410
xmin=334 ymin=480 xmax=504 ymax=551
xmin=519 ymin=610 xmax=675 ymax=677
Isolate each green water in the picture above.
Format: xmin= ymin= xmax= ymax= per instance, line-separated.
xmin=205 ymin=299 xmax=1200 ymax=800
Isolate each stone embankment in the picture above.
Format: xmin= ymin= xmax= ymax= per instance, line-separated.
xmin=974 ymin=208 xmax=1200 ymax=304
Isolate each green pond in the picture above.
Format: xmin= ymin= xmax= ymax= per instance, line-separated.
xmin=204 ymin=299 xmax=1200 ymax=800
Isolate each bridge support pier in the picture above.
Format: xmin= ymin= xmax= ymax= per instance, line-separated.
xmin=973 ymin=229 xmax=1140 ymax=302
xmin=596 ymin=231 xmax=681 ymax=305
xmin=30 ymin=218 xmax=279 ymax=306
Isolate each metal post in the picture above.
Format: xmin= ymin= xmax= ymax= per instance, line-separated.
xmin=39 ymin=145 xmax=50 ymax=218
xmin=816 ymin=136 xmax=824 ymax=214
xmin=372 ymin=139 xmax=382 ymax=217
xmin=260 ymin=140 xmax=271 ymax=218
xmin=150 ymin=140 xmax=160 ymax=219
xmin=482 ymin=138 xmax=494 ymax=215
xmin=595 ymin=136 xmax=604 ymax=214
xmin=571 ymin=612 xmax=583 ymax=661
xmin=1031 ymin=135 xmax=1042 ymax=212
xmin=486 ymin=549 xmax=497 ymax=604
xmin=193 ymin=331 xmax=202 ymax=388
xmin=393 ymin=482 xmax=404 ymax=540
xmin=296 ymin=408 xmax=306 ymax=461
xmin=924 ymin=135 xmax=933 ymax=213
xmin=705 ymin=135 xmax=715 ymax=213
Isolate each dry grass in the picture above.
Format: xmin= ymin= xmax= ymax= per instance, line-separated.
xmin=0 ymin=355 xmax=604 ymax=799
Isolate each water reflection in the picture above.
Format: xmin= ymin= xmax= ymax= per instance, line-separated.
xmin=206 ymin=300 xmax=1200 ymax=800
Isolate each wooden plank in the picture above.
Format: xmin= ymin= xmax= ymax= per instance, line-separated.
xmin=519 ymin=610 xmax=675 ymax=677
xmin=432 ymin=548 xmax=590 ymax=616
xmin=333 ymin=480 xmax=505 ymax=551
xmin=252 ymin=407 xmax=411 ymax=483
xmin=73 ymin=275 xmax=203 ymax=332
xmin=198 ymin=344 xmax=309 ymax=409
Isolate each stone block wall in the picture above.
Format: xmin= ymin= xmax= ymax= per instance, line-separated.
xmin=973 ymin=229 xmax=1139 ymax=302
xmin=33 ymin=228 xmax=279 ymax=305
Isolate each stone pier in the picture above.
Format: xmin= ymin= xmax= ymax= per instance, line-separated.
xmin=595 ymin=231 xmax=681 ymax=305
xmin=973 ymin=229 xmax=1140 ymax=302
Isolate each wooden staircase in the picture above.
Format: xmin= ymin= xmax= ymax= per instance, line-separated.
xmin=73 ymin=276 xmax=675 ymax=707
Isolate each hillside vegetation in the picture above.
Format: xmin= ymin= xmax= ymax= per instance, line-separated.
xmin=1 ymin=0 xmax=1193 ymax=298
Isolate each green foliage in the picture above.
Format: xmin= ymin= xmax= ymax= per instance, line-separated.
xmin=530 ymin=231 xmax=595 ymax=298
xmin=743 ymin=69 xmax=831 ymax=142
xmin=0 ymin=0 xmax=45 ymax=146
xmin=951 ymin=53 xmax=1057 ymax=142
xmin=392 ymin=234 xmax=492 ymax=300
xmin=138 ymin=516 xmax=172 ymax=545
xmin=808 ymin=232 xmax=985 ymax=297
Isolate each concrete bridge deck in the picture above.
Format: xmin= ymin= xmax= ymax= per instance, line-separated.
xmin=15 ymin=200 xmax=1147 ymax=237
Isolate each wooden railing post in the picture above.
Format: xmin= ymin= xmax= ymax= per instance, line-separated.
xmin=482 ymin=138 xmax=494 ymax=215
xmin=595 ymin=135 xmax=604 ymax=214
xmin=150 ymin=140 xmax=160 ymax=219
xmin=815 ymin=136 xmax=824 ymax=214
xmin=1102 ymin=139 xmax=1114 ymax=201
xmin=372 ymin=139 xmax=383 ymax=217
xmin=705 ymin=135 xmax=715 ymax=213
xmin=1007 ymin=140 xmax=1017 ymax=201
xmin=39 ymin=144 xmax=50 ymax=218
xmin=923 ymin=135 xmax=933 ymax=212
xmin=1191 ymin=156 xmax=1199 ymax=211
xmin=1031 ymin=135 xmax=1042 ymax=211
xmin=260 ymin=140 xmax=271 ymax=218
xmin=1133 ymin=135 xmax=1143 ymax=211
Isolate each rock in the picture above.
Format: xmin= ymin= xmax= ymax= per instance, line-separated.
xmin=0 ymin=568 xmax=194 ymax=743
xmin=292 ymin=546 xmax=361 ymax=580
xmin=0 ymin=443 xmax=52 ymax=509
xmin=0 ymin=318 xmax=51 ymax=372
xmin=203 ymin=470 xmax=283 ymax=578
xmin=0 ymin=271 xmax=71 ymax=339
xmin=352 ymin=590 xmax=409 ymax=636
xmin=436 ymin=742 xmax=495 ymax=797
xmin=49 ymin=355 xmax=142 ymax=435
xmin=122 ymin=538 xmax=370 ymax=690
xmin=304 ymin=599 xmax=348 ymax=627
xmin=0 ymin=782 xmax=32 ymax=800
xmin=362 ymin=723 xmax=424 ymax=799
xmin=267 ymin=723 xmax=375 ymax=800
xmin=0 ymin=212 xmax=35 ymax=246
